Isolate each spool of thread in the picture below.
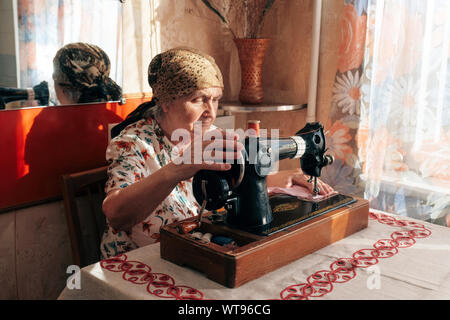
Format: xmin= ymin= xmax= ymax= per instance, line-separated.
xmin=177 ymin=221 xmax=199 ymax=234
xmin=211 ymin=235 xmax=234 ymax=246
xmin=191 ymin=232 xmax=203 ymax=240
xmin=247 ymin=120 xmax=260 ymax=137
xmin=200 ymin=233 xmax=213 ymax=244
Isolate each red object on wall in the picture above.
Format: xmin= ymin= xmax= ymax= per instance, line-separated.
xmin=0 ymin=99 xmax=147 ymax=211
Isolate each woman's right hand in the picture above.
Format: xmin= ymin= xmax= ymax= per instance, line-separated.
xmin=171 ymin=128 xmax=244 ymax=180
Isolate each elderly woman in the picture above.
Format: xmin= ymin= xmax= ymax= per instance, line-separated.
xmin=101 ymin=47 xmax=334 ymax=258
xmin=52 ymin=42 xmax=122 ymax=104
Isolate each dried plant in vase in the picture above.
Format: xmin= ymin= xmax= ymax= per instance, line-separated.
xmin=200 ymin=0 xmax=275 ymax=39
xmin=201 ymin=0 xmax=276 ymax=104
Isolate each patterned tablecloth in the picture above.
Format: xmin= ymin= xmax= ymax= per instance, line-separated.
xmin=58 ymin=211 xmax=450 ymax=300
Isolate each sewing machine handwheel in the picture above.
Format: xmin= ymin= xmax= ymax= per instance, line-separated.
xmin=324 ymin=154 xmax=334 ymax=165
xmin=193 ymin=171 xmax=231 ymax=211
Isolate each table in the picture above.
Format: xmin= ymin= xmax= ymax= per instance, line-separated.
xmin=58 ymin=211 xmax=450 ymax=300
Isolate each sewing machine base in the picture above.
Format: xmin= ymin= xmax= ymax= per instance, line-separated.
xmin=160 ymin=196 xmax=369 ymax=288
xmin=233 ymin=193 xmax=356 ymax=236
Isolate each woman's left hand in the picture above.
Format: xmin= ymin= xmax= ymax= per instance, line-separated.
xmin=266 ymin=168 xmax=335 ymax=196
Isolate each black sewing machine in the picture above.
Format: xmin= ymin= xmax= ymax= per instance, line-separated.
xmin=192 ymin=122 xmax=356 ymax=236
xmin=160 ymin=121 xmax=368 ymax=288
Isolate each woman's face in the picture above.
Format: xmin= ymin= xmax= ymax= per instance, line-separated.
xmin=160 ymin=87 xmax=223 ymax=136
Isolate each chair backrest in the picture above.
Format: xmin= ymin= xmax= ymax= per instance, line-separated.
xmin=61 ymin=166 xmax=108 ymax=268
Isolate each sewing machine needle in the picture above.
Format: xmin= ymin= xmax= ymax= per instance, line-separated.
xmin=313 ymin=177 xmax=319 ymax=196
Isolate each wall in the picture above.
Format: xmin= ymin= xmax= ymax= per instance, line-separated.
xmin=121 ymin=0 xmax=232 ymax=97
xmin=233 ymin=0 xmax=344 ymax=170
xmin=0 ymin=200 xmax=72 ymax=299
xmin=233 ymin=0 xmax=344 ymax=124
xmin=0 ymin=0 xmax=18 ymax=87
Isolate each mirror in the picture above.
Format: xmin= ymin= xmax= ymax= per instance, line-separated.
xmin=1 ymin=0 xmax=123 ymax=110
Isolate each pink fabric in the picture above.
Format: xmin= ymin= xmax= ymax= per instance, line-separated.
xmin=267 ymin=185 xmax=338 ymax=202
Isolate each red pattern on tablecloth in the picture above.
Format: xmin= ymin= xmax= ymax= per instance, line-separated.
xmin=279 ymin=211 xmax=432 ymax=300
xmin=99 ymin=254 xmax=204 ymax=300
xmin=99 ymin=211 xmax=432 ymax=300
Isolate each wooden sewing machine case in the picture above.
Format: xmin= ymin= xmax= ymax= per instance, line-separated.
xmin=160 ymin=196 xmax=369 ymax=288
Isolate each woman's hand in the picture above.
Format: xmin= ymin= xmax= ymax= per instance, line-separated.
xmin=266 ymin=168 xmax=335 ymax=196
xmin=172 ymin=128 xmax=244 ymax=181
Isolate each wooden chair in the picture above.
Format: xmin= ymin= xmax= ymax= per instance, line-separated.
xmin=61 ymin=166 xmax=108 ymax=268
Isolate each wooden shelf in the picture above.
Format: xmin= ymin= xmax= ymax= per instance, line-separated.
xmin=219 ymin=101 xmax=306 ymax=113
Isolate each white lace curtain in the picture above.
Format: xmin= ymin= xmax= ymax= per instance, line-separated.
xmin=323 ymin=0 xmax=450 ymax=226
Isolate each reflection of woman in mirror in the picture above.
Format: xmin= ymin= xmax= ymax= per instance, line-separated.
xmin=52 ymin=43 xmax=122 ymax=104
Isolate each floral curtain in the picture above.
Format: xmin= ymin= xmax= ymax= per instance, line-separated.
xmin=322 ymin=0 xmax=450 ymax=227
xmin=18 ymin=0 xmax=122 ymax=104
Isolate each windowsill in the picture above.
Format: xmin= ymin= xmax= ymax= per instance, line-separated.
xmin=370 ymin=173 xmax=450 ymax=199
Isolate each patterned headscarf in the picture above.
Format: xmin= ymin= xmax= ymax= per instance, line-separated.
xmin=148 ymin=47 xmax=224 ymax=105
xmin=111 ymin=47 xmax=223 ymax=139
xmin=53 ymin=42 xmax=121 ymax=102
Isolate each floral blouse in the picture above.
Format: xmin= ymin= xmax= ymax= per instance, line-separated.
xmin=100 ymin=116 xmax=202 ymax=259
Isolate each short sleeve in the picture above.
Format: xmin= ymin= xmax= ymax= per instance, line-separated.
xmin=101 ymin=117 xmax=202 ymax=250
xmin=105 ymin=132 xmax=156 ymax=194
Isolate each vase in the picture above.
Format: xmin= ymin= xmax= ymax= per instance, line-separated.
xmin=234 ymin=38 xmax=270 ymax=104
